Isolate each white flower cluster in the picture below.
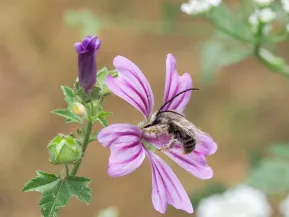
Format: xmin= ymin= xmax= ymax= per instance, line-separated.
xmin=249 ymin=8 xmax=276 ymax=25
xmin=181 ymin=0 xmax=222 ymax=15
xmin=197 ymin=185 xmax=272 ymax=217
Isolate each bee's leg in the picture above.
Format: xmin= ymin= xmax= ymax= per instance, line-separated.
xmin=159 ymin=139 xmax=178 ymax=152
xmin=143 ymin=124 xmax=168 ymax=134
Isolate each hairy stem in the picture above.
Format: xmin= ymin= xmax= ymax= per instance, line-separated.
xmin=70 ymin=121 xmax=93 ymax=176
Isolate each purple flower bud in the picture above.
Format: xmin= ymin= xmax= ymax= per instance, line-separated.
xmin=75 ymin=35 xmax=101 ymax=92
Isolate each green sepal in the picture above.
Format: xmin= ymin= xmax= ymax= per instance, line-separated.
xmin=87 ymin=86 xmax=101 ymax=101
xmin=74 ymin=87 xmax=88 ymax=103
xmin=52 ymin=108 xmax=82 ymax=123
xmin=23 ymin=171 xmax=92 ymax=217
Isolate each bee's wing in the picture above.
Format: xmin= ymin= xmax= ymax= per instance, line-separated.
xmin=171 ymin=117 xmax=196 ymax=137
xmin=170 ymin=117 xmax=201 ymax=154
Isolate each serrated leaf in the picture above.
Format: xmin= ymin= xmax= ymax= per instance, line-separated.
xmin=52 ymin=109 xmax=81 ymax=123
xmin=97 ymin=116 xmax=108 ymax=127
xmin=246 ymin=158 xmax=289 ymax=194
xmin=267 ymin=144 xmax=289 ymax=159
xmin=23 ymin=171 xmax=92 ymax=217
xmin=61 ymin=86 xmax=75 ymax=105
xmin=101 ymin=112 xmax=113 ymax=117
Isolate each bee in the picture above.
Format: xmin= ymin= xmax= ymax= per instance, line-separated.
xmin=143 ymin=88 xmax=200 ymax=154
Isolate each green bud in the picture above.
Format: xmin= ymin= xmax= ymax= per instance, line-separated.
xmin=48 ymin=134 xmax=82 ymax=164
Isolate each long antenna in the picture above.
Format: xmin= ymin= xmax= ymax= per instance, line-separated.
xmin=157 ymin=88 xmax=199 ymax=114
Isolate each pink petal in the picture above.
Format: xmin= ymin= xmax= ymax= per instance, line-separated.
xmin=165 ymin=144 xmax=213 ymax=180
xmin=162 ymin=54 xmax=193 ymax=113
xmin=106 ymin=56 xmax=154 ymax=120
xmin=147 ymin=151 xmax=193 ymax=214
xmin=195 ymin=132 xmax=218 ymax=156
xmin=98 ymin=124 xmax=145 ymax=177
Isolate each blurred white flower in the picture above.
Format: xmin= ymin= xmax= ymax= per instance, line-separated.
xmin=249 ymin=8 xmax=276 ymax=34
xmin=96 ymin=207 xmax=119 ymax=217
xmin=282 ymin=0 xmax=289 ymax=13
xmin=181 ymin=0 xmax=221 ymax=15
xmin=197 ymin=185 xmax=272 ymax=217
xmin=254 ymin=0 xmax=274 ymax=7
xmin=280 ymin=195 xmax=289 ymax=217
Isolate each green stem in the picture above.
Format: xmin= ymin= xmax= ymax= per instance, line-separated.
xmin=209 ymin=18 xmax=253 ymax=43
xmin=254 ymin=23 xmax=289 ymax=78
xmin=65 ymin=164 xmax=69 ymax=177
xmin=70 ymin=121 xmax=93 ymax=176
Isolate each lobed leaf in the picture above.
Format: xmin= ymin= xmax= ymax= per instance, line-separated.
xmin=52 ymin=109 xmax=81 ymax=123
xmin=61 ymin=86 xmax=75 ymax=106
xmin=23 ymin=171 xmax=92 ymax=217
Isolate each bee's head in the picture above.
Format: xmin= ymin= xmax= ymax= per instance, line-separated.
xmin=143 ymin=112 xmax=162 ymax=128
xmin=143 ymin=88 xmax=199 ymax=128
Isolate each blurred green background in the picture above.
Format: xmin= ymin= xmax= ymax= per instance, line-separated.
xmin=1 ymin=0 xmax=289 ymax=216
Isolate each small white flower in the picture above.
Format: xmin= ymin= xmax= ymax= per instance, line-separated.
xmin=249 ymin=8 xmax=276 ymax=29
xmin=282 ymin=0 xmax=289 ymax=13
xmin=259 ymin=8 xmax=276 ymax=23
xmin=280 ymin=195 xmax=289 ymax=217
xmin=254 ymin=0 xmax=274 ymax=7
xmin=181 ymin=0 xmax=221 ymax=15
xmin=197 ymin=185 xmax=272 ymax=217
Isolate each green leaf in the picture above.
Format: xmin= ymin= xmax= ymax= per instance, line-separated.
xmin=100 ymin=112 xmax=113 ymax=117
xmin=52 ymin=109 xmax=81 ymax=123
xmin=97 ymin=67 xmax=109 ymax=87
xmin=267 ymin=144 xmax=289 ymax=159
xmin=97 ymin=67 xmax=118 ymax=90
xmin=246 ymin=158 xmax=289 ymax=194
xmin=97 ymin=116 xmax=108 ymax=127
xmin=88 ymin=131 xmax=99 ymax=143
xmin=200 ymin=37 xmax=251 ymax=84
xmin=61 ymin=86 xmax=75 ymax=105
xmin=23 ymin=171 xmax=92 ymax=217
xmin=210 ymin=5 xmax=253 ymax=42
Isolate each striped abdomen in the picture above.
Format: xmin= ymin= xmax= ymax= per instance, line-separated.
xmin=168 ymin=121 xmax=196 ymax=154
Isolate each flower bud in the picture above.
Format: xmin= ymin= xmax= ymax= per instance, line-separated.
xmin=75 ymin=35 xmax=101 ymax=92
xmin=72 ymin=102 xmax=87 ymax=117
xmin=48 ymin=134 xmax=82 ymax=164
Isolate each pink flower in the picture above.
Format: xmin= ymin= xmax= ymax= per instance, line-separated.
xmin=98 ymin=54 xmax=217 ymax=213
